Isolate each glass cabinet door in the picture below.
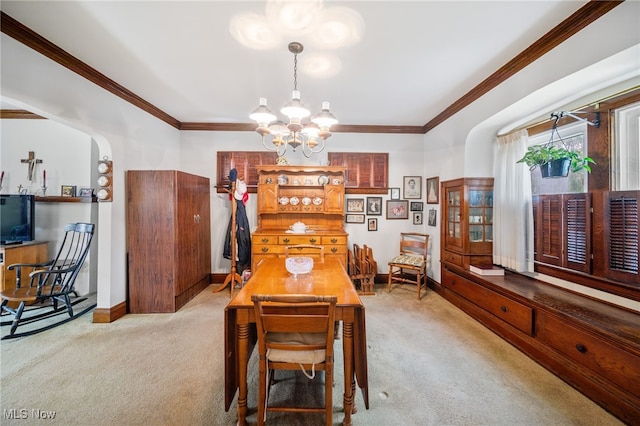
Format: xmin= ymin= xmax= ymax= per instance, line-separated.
xmin=468 ymin=189 xmax=493 ymax=243
xmin=448 ymin=189 xmax=461 ymax=238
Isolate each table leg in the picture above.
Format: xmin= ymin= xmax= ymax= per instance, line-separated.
xmin=237 ymin=322 xmax=250 ymax=426
xmin=342 ymin=320 xmax=355 ymax=426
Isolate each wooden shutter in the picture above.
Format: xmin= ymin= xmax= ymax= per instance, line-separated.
xmin=537 ymin=195 xmax=563 ymax=266
xmin=604 ymin=191 xmax=639 ymax=284
xmin=564 ymin=193 xmax=591 ymax=273
xmin=216 ymin=151 xmax=277 ymax=192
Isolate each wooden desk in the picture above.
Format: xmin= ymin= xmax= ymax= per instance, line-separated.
xmin=224 ymin=257 xmax=369 ymax=426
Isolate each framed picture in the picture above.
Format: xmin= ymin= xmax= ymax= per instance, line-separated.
xmin=346 ymin=214 xmax=366 ymax=224
xmin=366 ymin=197 xmax=383 ymax=216
xmin=413 ymin=212 xmax=423 ymax=225
xmin=346 ymin=198 xmax=365 ymax=213
xmin=386 ymin=200 xmax=409 ymax=219
xmin=390 ymin=187 xmax=401 ymax=200
xmin=79 ymin=187 xmax=94 ymax=197
xmin=428 ymin=209 xmax=437 ymax=226
xmin=403 ymin=176 xmax=422 ymax=199
xmin=368 ymin=218 xmax=378 ymax=231
xmin=426 ymin=176 xmax=440 ymax=204
xmin=410 ymin=201 xmax=423 ymax=211
xmin=61 ymin=185 xmax=77 ymax=197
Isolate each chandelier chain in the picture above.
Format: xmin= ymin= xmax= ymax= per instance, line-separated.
xmin=293 ymin=53 xmax=298 ymax=91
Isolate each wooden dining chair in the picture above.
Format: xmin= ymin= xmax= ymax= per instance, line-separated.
xmin=284 ymin=244 xmax=325 ymax=262
xmin=251 ymin=294 xmax=337 ymax=426
xmin=387 ymin=232 xmax=429 ymax=299
xmin=0 ymin=223 xmax=95 ymax=337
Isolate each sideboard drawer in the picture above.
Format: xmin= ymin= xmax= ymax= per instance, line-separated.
xmin=536 ymin=311 xmax=640 ymax=398
xmin=253 ymin=245 xmax=284 ymax=255
xmin=447 ymin=272 xmax=534 ymax=335
xmin=278 ymin=235 xmax=322 ymax=245
xmin=321 ymin=236 xmax=348 ymax=245
xmin=442 ymin=250 xmax=463 ymax=267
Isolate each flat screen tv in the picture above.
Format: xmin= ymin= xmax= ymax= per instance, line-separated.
xmin=0 ymin=194 xmax=36 ymax=244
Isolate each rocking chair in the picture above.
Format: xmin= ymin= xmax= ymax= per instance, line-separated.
xmin=1 ymin=222 xmax=95 ymax=338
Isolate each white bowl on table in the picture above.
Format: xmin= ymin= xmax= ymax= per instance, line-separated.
xmin=285 ymin=256 xmax=314 ymax=276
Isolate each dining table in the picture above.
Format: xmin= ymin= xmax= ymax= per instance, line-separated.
xmin=224 ymin=256 xmax=369 ymax=426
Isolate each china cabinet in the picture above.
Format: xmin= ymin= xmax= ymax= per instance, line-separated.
xmin=440 ymin=177 xmax=494 ymax=269
xmin=252 ymin=166 xmax=347 ymax=271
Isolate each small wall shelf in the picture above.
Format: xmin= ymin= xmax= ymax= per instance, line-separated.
xmin=35 ymin=196 xmax=97 ymax=203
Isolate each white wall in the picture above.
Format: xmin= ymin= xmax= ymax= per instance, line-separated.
xmin=0 ymin=119 xmax=96 ymax=294
xmin=179 ymin=130 xmax=426 ymax=275
xmin=1 ymin=34 xmax=181 ymax=310
xmin=1 ymin=1 xmax=639 ymax=312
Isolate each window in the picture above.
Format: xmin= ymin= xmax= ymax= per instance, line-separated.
xmin=612 ymin=101 xmax=640 ymax=191
xmin=527 ymin=121 xmax=588 ymax=195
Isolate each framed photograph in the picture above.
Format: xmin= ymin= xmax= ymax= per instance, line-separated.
xmin=61 ymin=185 xmax=77 ymax=197
xmin=79 ymin=187 xmax=94 ymax=197
xmin=413 ymin=212 xmax=423 ymax=225
xmin=403 ymin=176 xmax=422 ymax=199
xmin=386 ymin=200 xmax=409 ymax=219
xmin=346 ymin=198 xmax=365 ymax=213
xmin=410 ymin=201 xmax=423 ymax=211
xmin=390 ymin=187 xmax=401 ymax=200
xmin=346 ymin=214 xmax=366 ymax=224
xmin=426 ymin=176 xmax=440 ymax=204
xmin=366 ymin=197 xmax=383 ymax=216
xmin=367 ymin=218 xmax=378 ymax=231
xmin=428 ymin=209 xmax=437 ymax=226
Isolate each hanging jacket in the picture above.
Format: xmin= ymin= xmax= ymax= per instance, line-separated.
xmin=223 ymin=198 xmax=252 ymax=271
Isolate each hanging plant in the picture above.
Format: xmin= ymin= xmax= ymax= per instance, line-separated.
xmin=517 ymin=113 xmax=596 ymax=177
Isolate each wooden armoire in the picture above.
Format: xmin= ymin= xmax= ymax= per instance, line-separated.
xmin=126 ymin=170 xmax=211 ymax=313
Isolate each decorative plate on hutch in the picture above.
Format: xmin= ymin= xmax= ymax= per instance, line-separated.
xmin=279 ymin=197 xmax=289 ymax=205
xmin=313 ymin=197 xmax=323 ymax=205
xmin=318 ymin=175 xmax=329 ymax=185
xmin=302 ymin=197 xmax=312 ymax=206
xmin=289 ymin=196 xmax=300 ymax=206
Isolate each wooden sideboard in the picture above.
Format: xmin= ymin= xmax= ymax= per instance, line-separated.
xmin=252 ymin=165 xmax=347 ymax=271
xmin=440 ymin=264 xmax=640 ymax=424
xmin=1 ymin=241 xmax=48 ymax=291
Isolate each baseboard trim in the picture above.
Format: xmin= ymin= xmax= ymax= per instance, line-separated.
xmin=92 ymin=301 xmax=127 ymax=323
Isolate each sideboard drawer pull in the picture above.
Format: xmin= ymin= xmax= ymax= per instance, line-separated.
xmin=309 ymin=238 xmax=317 ymax=244
xmin=261 ymin=247 xmax=269 ymax=253
xmin=331 ymin=238 xmax=338 ymax=243
xmin=500 ymin=306 xmax=508 ymax=313
xmin=283 ymin=238 xmax=290 ymax=244
xmin=575 ymin=344 xmax=587 ymax=354
xmin=331 ymin=247 xmax=337 ymax=253
xmin=261 ymin=238 xmax=269 ymax=243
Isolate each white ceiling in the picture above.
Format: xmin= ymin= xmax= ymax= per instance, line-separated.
xmin=1 ymin=1 xmax=589 ymax=127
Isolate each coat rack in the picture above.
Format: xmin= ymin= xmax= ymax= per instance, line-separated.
xmin=214 ymin=180 xmax=243 ymax=297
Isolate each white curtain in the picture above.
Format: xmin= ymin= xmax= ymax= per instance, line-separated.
xmin=493 ymin=129 xmax=534 ymax=272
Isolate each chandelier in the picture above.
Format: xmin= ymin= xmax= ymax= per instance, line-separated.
xmin=250 ymin=42 xmax=338 ymax=158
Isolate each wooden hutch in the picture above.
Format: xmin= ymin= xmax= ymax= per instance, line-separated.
xmin=252 ymin=165 xmax=347 ymax=271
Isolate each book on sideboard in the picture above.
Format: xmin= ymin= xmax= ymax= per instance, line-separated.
xmin=469 ymin=264 xmax=504 ymax=276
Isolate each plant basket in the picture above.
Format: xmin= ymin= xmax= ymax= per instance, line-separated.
xmin=540 ymin=158 xmax=570 ymax=178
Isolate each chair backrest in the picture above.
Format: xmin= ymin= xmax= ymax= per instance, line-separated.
xmin=399 ymin=232 xmax=429 ymax=260
xmin=251 ymin=294 xmax=337 ymax=356
xmin=43 ymin=223 xmax=95 ymax=293
xmin=285 ymin=244 xmax=325 ymax=262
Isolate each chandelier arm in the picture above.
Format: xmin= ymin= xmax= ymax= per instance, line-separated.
xmin=261 ymin=135 xmax=279 ymax=152
xmin=277 ymin=141 xmax=288 ymax=157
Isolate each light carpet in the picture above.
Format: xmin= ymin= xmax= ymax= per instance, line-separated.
xmin=0 ymin=284 xmax=622 ymax=425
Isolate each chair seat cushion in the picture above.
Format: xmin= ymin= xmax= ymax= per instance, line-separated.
xmin=389 ymin=254 xmax=425 ymax=268
xmin=266 ymin=332 xmax=327 ymax=364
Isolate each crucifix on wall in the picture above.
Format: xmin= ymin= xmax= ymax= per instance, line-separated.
xmin=20 ymin=151 xmax=43 ymax=182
